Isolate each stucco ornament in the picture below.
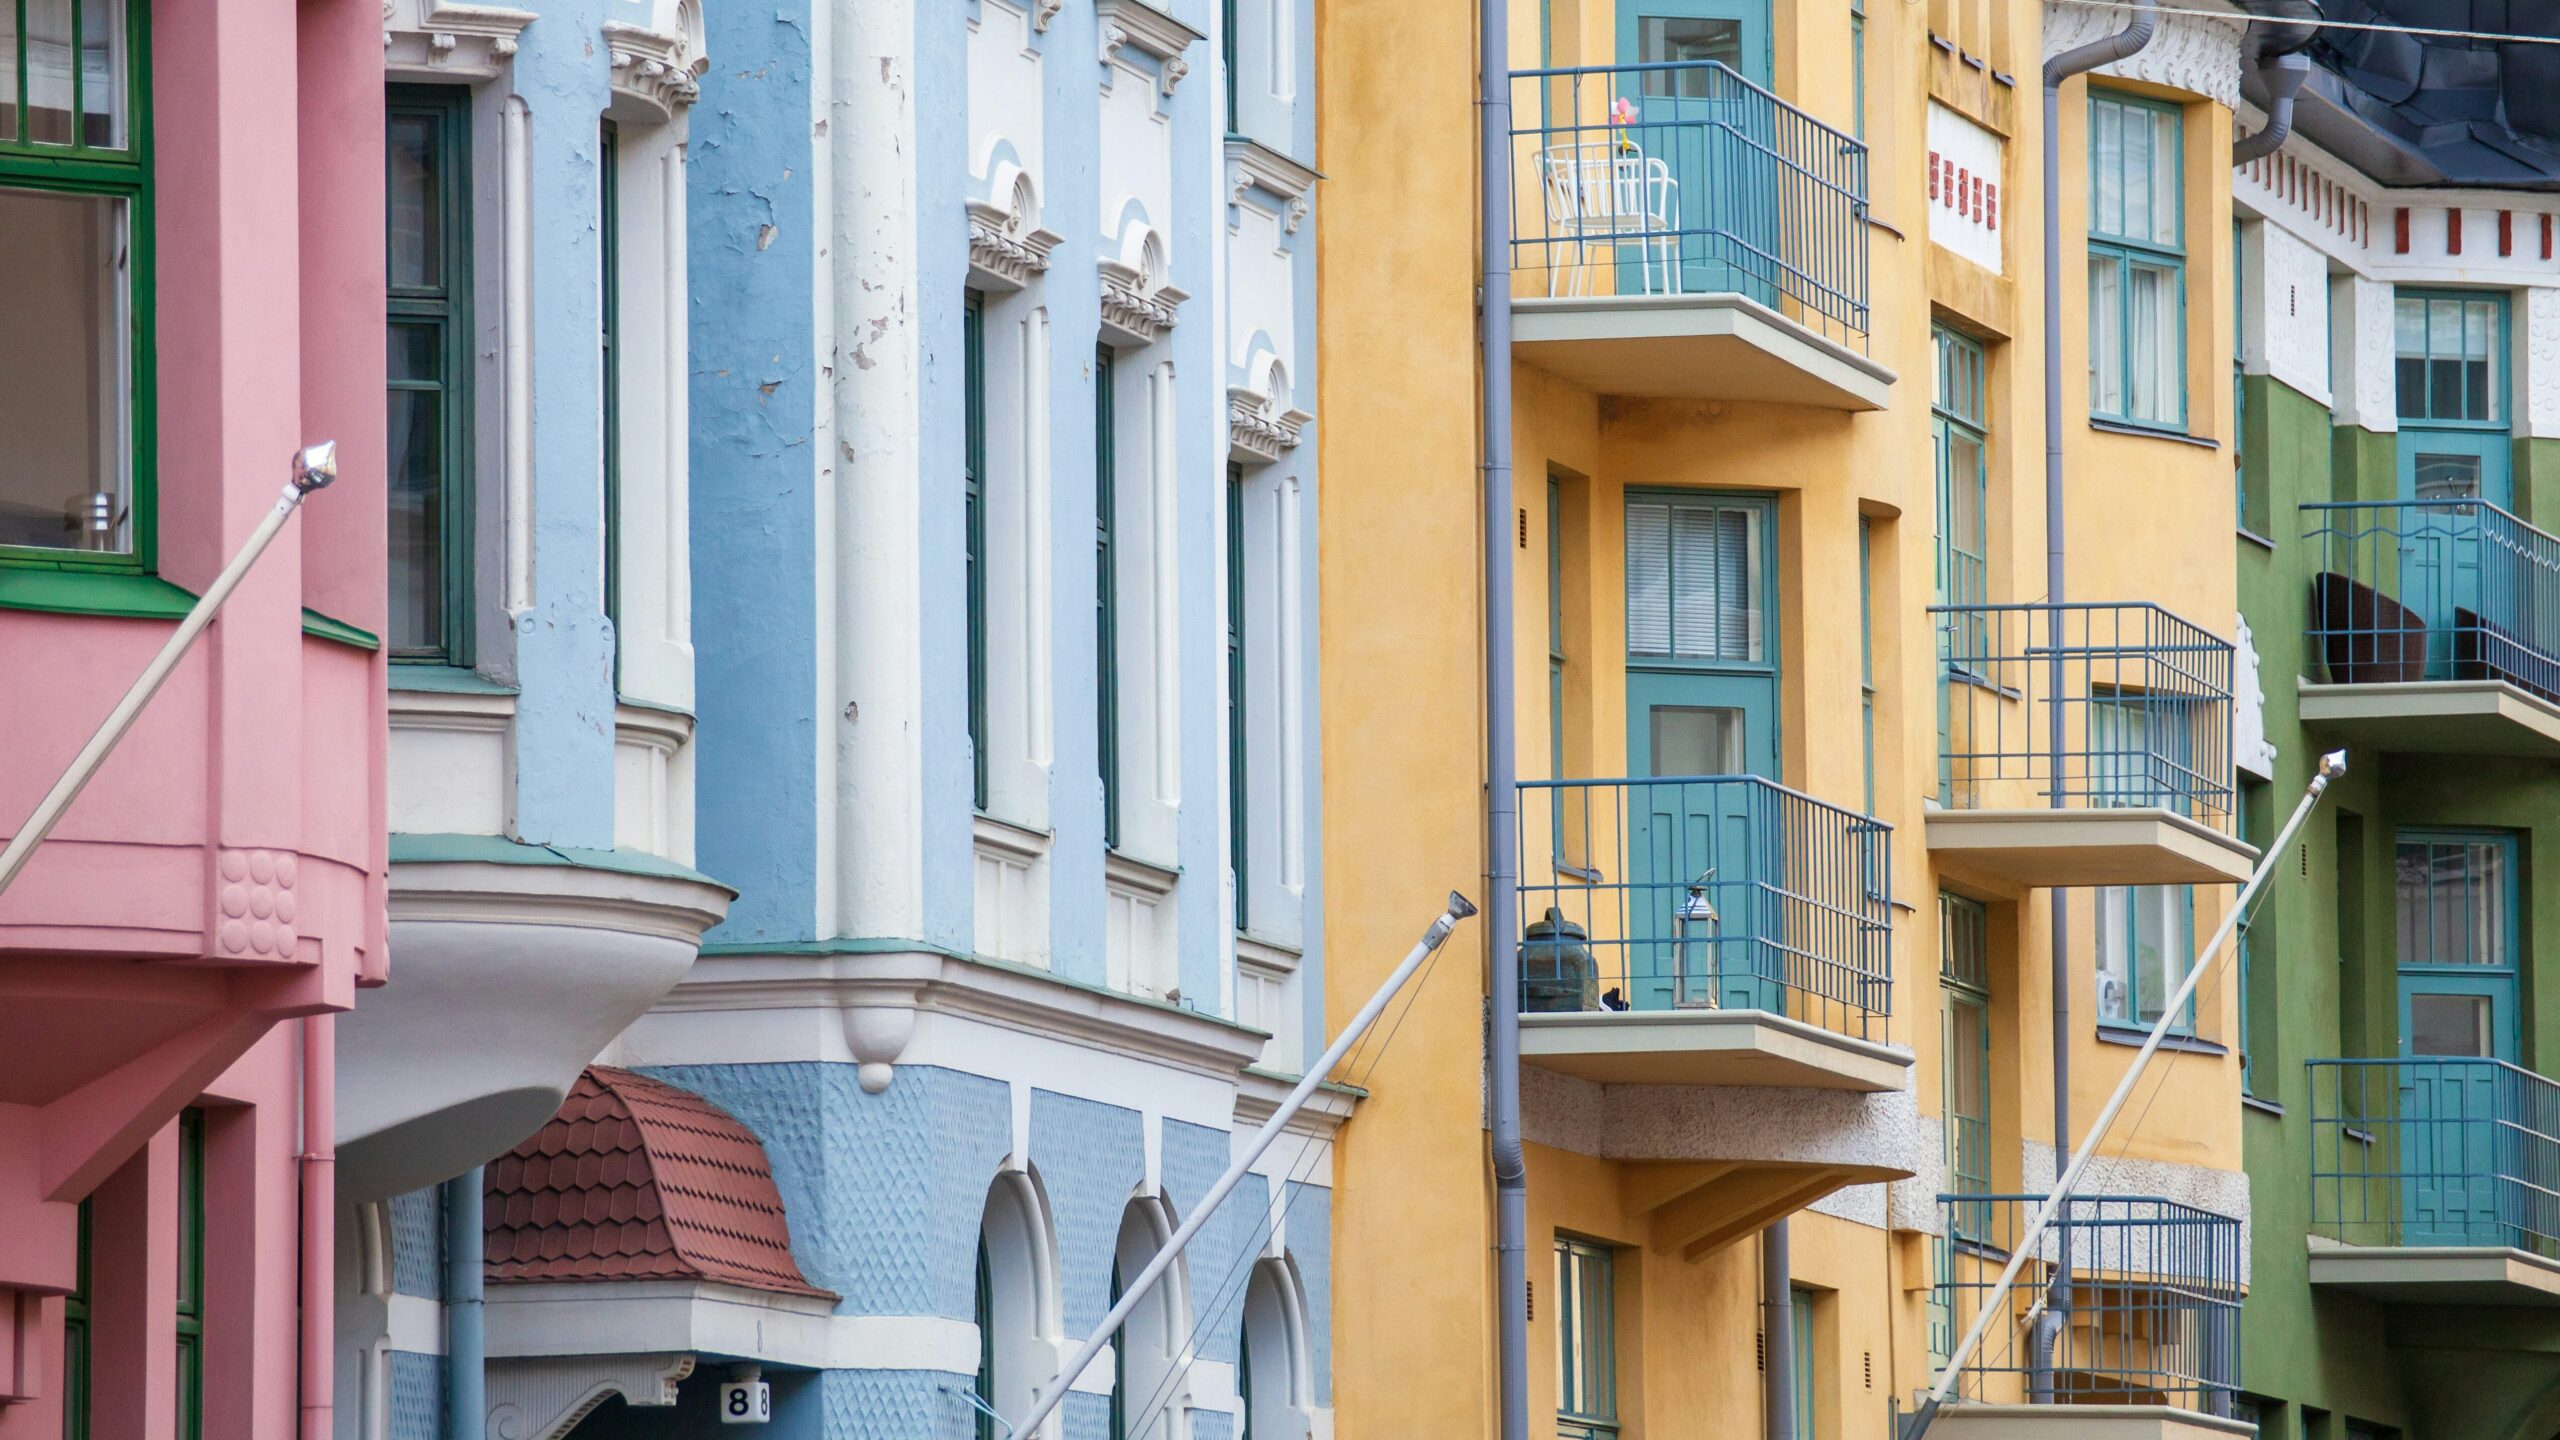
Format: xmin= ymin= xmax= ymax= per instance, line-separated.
xmin=2233 ymin=613 xmax=2277 ymax=780
xmin=1099 ymin=224 xmax=1187 ymax=346
xmin=383 ymin=0 xmax=533 ymax=76
xmin=487 ymin=1354 xmax=694 ymax=1440
xmin=1225 ymin=137 xmax=1319 ymax=235
xmin=1097 ymin=0 xmax=1203 ymax=95
xmin=1229 ymin=357 xmax=1310 ymax=464
xmin=2041 ymin=0 xmax=2244 ymax=108
xmin=969 ymin=165 xmax=1065 ymax=292
xmin=604 ymin=1 xmax=709 ymax=119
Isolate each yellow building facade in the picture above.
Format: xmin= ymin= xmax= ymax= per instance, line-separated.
xmin=1319 ymin=0 xmax=2268 ymax=1434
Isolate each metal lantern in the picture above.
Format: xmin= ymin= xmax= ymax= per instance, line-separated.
xmin=1520 ymin=905 xmax=1597 ymax=1013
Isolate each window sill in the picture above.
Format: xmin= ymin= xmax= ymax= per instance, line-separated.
xmin=2089 ymin=418 xmax=2220 ymax=450
xmin=392 ymin=664 xmax=517 ymax=696
xmin=2097 ymin=1024 xmax=2225 ymax=1056
xmin=2242 ymin=1094 xmax=2284 ymax=1118
xmin=0 ymin=568 xmax=380 ymax=649
xmin=2237 ymin=526 xmax=2276 ymax=552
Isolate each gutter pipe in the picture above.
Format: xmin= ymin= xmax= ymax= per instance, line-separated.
xmin=1763 ymin=1221 xmax=1795 ymax=1440
xmin=445 ymin=1168 xmax=486 ymax=1440
xmin=2033 ymin=1 xmax=2154 ymax=1401
xmin=1478 ymin=0 xmax=1529 ymax=1437
xmin=2232 ymin=1 xmax=2318 ymax=164
xmin=300 ymin=1015 xmax=336 ymax=1440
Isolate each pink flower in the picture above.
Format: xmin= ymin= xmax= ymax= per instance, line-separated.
xmin=1610 ymin=97 xmax=1639 ymax=128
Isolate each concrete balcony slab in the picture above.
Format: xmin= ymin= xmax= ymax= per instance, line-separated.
xmin=1521 ymin=1008 xmax=1912 ymax=1091
xmin=2306 ymin=1242 xmax=2560 ymax=1307
xmin=2298 ymin=679 xmax=2560 ymax=758
xmin=1512 ymin=292 xmax=1894 ymax=409
xmin=1926 ymin=1405 xmax=2254 ymax=1440
xmin=1924 ymin=807 xmax=2259 ymax=891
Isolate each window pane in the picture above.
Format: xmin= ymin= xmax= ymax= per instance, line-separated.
xmin=2089 ymin=256 xmax=2122 ymax=416
xmin=2097 ymin=887 xmax=2135 ymax=1024
xmin=1945 ymin=429 xmax=1985 ymax=605
xmin=0 ymin=188 xmax=129 ymax=553
xmin=2124 ymin=111 xmax=2151 ymax=244
xmin=26 ymin=0 xmax=72 ymax=143
xmin=388 ymin=115 xmax=443 ymax=291
xmin=2408 ymin=993 xmax=2491 ymax=1057
xmin=388 ymin=369 xmax=446 ymax=655
xmin=1652 ymin=705 xmax=1743 ymax=776
xmin=78 ymin=0 xmax=121 ymax=148
xmin=2413 ymin=454 xmax=2481 ymax=501
xmin=1670 ymin=505 xmax=1724 ymax=658
xmin=1639 ymin=16 xmax=1739 ymax=97
xmin=2093 ymin=101 xmax=2123 ymax=238
xmin=2151 ymin=107 xmax=2181 ymax=246
xmin=1627 ymin=502 xmax=1671 ymax=655
xmin=0 ymin=5 xmax=17 ymax=142
xmin=2127 ymin=260 xmax=2179 ymax=424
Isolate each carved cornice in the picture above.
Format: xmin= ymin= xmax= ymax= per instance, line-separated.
xmin=1096 ymin=0 xmax=1202 ymax=94
xmin=967 ymin=198 xmax=1064 ymax=292
xmin=383 ymin=0 xmax=536 ymax=78
xmin=1225 ymin=137 xmax=1318 ymax=234
xmin=1034 ymin=0 xmax=1066 ymax=30
xmin=1227 ymin=385 xmax=1310 ymax=464
xmin=604 ymin=15 xmax=708 ymax=116
xmin=488 ymin=1354 xmax=695 ymax=1440
xmin=1100 ymin=258 xmax=1187 ymax=345
xmin=2041 ymin=0 xmax=2243 ymax=108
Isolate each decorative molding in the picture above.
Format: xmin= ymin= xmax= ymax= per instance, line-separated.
xmin=1096 ymin=0 xmax=1202 ymax=93
xmin=210 ymin=848 xmax=302 ymax=962
xmin=1225 ymin=137 xmax=1319 ymax=234
xmin=2528 ymin=287 xmax=2560 ymax=442
xmin=1233 ymin=1067 xmax=1357 ymax=1139
xmin=2232 ymin=614 xmax=2277 ymax=781
xmin=1034 ymin=0 xmax=1067 ymax=30
xmin=1100 ymin=259 xmax=1187 ymax=346
xmin=2040 ymin=0 xmax=2243 ymax=108
xmin=386 ymin=857 xmax=734 ymax=946
xmin=967 ymin=171 xmax=1065 ymax=292
xmin=603 ymin=9 xmax=709 ymax=118
xmin=1228 ymin=386 xmax=1310 ymax=464
xmin=487 ymin=1354 xmax=695 ymax=1440
xmin=383 ymin=0 xmax=535 ymax=78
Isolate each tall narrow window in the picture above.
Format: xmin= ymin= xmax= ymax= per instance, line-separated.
xmin=1849 ymin=0 xmax=1866 ymax=140
xmin=1555 ymin=1237 xmax=1618 ymax=1439
xmin=1228 ymin=464 xmax=1250 ymax=929
xmin=965 ymin=292 xmax=989 ymax=811
xmin=600 ymin=118 xmax=622 ymax=683
xmin=0 ymin=0 xmax=148 ymax=565
xmin=1859 ymin=517 xmax=1878 ymax=814
xmin=972 ymin=1233 xmax=996 ymax=1440
xmin=1932 ymin=325 xmax=1988 ymax=615
xmin=2232 ymin=220 xmax=2247 ymax=527
xmin=1550 ymin=478 xmax=1571 ymax=860
xmin=1108 ymin=1260 xmax=1128 ymax=1439
xmin=1223 ymin=0 xmax=1240 ymax=133
xmin=1941 ymin=893 xmax=1992 ymax=1241
xmin=2087 ymin=91 xmax=2186 ymax=430
xmin=175 ymin=1109 xmax=203 ymax=1440
xmin=2097 ymin=885 xmax=2195 ymax=1034
xmin=1789 ymin=1287 xmax=1816 ymax=1440
xmin=386 ymin=86 xmax=474 ymax=662
xmin=61 ymin=1200 xmax=91 ymax=1440
xmin=1096 ymin=344 xmax=1121 ymax=848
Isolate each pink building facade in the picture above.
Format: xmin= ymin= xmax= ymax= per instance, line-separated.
xmin=0 ymin=0 xmax=386 ymax=1436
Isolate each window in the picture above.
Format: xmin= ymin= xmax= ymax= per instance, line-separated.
xmin=2395 ymin=292 xmax=2504 ymax=428
xmin=176 ymin=1108 xmax=203 ymax=1440
xmin=1240 ymin=1260 xmax=1306 ymax=1440
xmin=600 ymin=118 xmax=621 ymax=681
xmin=2232 ymin=220 xmax=2247 ymax=526
xmin=1111 ymin=1203 xmax=1182 ymax=1440
xmin=1109 ymin=1260 xmax=1127 ymax=1439
xmin=1626 ymin=496 xmax=1763 ymax=664
xmin=1223 ymin=0 xmax=1239 ymax=132
xmin=2089 ymin=692 xmax=2198 ymax=815
xmin=1228 ymin=464 xmax=1249 ymax=928
xmin=1788 ymin=1287 xmax=1816 ymax=1440
xmin=2087 ymin=91 xmax=2185 ymax=430
xmin=1933 ymin=326 xmax=1988 ymax=615
xmin=2097 ymin=885 xmax=2195 ymax=1033
xmin=386 ymin=86 xmax=474 ymax=662
xmin=974 ymin=1175 xmax=1056 ymax=1438
xmin=61 ymin=1199 xmax=91 ymax=1440
xmin=1941 ymin=893 xmax=1992 ymax=1240
xmin=1555 ymin=1237 xmax=1618 ymax=1439
xmin=1859 ymin=518 xmax=1877 ymax=815
xmin=2237 ymin=777 xmax=2273 ymax=1097
xmin=972 ymin=1234 xmax=996 ymax=1440
xmin=965 ymin=291 xmax=989 ymax=810
xmin=1849 ymin=0 xmax=1866 ymax=140
xmin=2396 ymin=833 xmax=2514 ymax=970
xmin=0 ymin=0 xmax=148 ymax=565
xmin=1096 ymin=344 xmax=1120 ymax=848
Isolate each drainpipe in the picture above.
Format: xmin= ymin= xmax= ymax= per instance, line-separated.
xmin=1478 ymin=0 xmax=1528 ymax=1429
xmin=2231 ymin=1 xmax=2318 ymax=164
xmin=300 ymin=1015 xmax=336 ymax=1440
xmin=444 ymin=1169 xmax=485 ymax=1440
xmin=2038 ymin=0 xmax=2155 ymax=1398
xmin=1762 ymin=1222 xmax=1794 ymax=1440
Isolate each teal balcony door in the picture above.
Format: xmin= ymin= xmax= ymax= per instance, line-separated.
xmin=2394 ymin=830 xmax=2520 ymax=1245
xmin=2394 ymin=291 xmax=2512 ymax=674
xmin=1625 ymin=493 xmax=1779 ymax=1011
xmin=1613 ymin=0 xmax=1774 ymax=301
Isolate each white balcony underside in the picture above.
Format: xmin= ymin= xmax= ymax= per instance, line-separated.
xmin=1926 ymin=1405 xmax=2255 ymax=1440
xmin=2306 ymin=1241 xmax=2560 ymax=1307
xmin=1521 ymin=1008 xmax=1911 ymax=1090
xmin=1925 ymin=807 xmax=2259 ymax=890
xmin=336 ymin=848 xmax=732 ymax=1201
xmin=1512 ymin=292 xmax=1893 ymax=408
xmin=2299 ymin=679 xmax=2560 ymax=758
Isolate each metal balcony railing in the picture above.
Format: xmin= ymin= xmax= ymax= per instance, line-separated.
xmin=2308 ymin=1057 xmax=2560 ymax=1257
xmin=1516 ymin=775 xmax=1893 ymax=1042
xmin=1508 ymin=61 xmax=1870 ymax=350
xmin=1933 ymin=1195 xmax=2243 ymax=1413
xmin=1931 ymin=602 xmax=2237 ymax=828
xmin=2305 ymin=500 xmax=2560 ymax=698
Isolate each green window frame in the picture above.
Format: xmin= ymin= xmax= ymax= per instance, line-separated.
xmin=2087 ymin=90 xmax=2186 ymax=432
xmin=2394 ymin=290 xmax=2507 ymax=428
xmin=2097 ymin=884 xmax=2196 ymax=1035
xmin=1096 ymin=343 xmax=1121 ymax=849
xmin=965 ymin=291 xmax=989 ymax=812
xmin=1108 ymin=1259 xmax=1128 ymax=1439
xmin=0 ymin=0 xmax=154 ymax=573
xmin=2232 ymin=220 xmax=2249 ymax=529
xmin=1849 ymin=0 xmax=1865 ymax=140
xmin=61 ymin=1199 xmax=91 ymax=1440
xmin=1788 ymin=1287 xmax=1815 ymax=1440
xmin=1228 ymin=463 xmax=1250 ymax=930
xmin=1223 ymin=0 xmax=1240 ymax=134
xmin=600 ymin=118 xmax=621 ymax=684
xmin=1858 ymin=516 xmax=1877 ymax=815
xmin=1555 ymin=1236 xmax=1618 ymax=1439
xmin=1549 ymin=477 xmax=1572 ymax=863
xmin=386 ymin=85 xmax=475 ymax=665
xmin=973 ymin=1232 xmax=996 ymax=1440
xmin=1941 ymin=892 xmax=1993 ymax=1241
xmin=1932 ymin=326 xmax=1988 ymax=613
xmin=176 ymin=1108 xmax=203 ymax=1440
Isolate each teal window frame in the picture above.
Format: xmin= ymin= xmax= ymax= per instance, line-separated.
xmin=1223 ymin=0 xmax=1240 ymax=134
xmin=1623 ymin=490 xmax=1776 ymax=674
xmin=176 ymin=1108 xmax=203 ymax=1440
xmin=2232 ymin=219 xmax=2248 ymax=527
xmin=2097 ymin=884 xmax=2197 ymax=1035
xmin=1555 ymin=1236 xmax=1618 ymax=1439
xmin=600 ymin=117 xmax=621 ymax=685
xmin=965 ymin=291 xmax=989 ymax=812
xmin=1849 ymin=0 xmax=1866 ymax=140
xmin=1096 ymin=343 xmax=1121 ymax=849
xmin=1941 ymin=892 xmax=1993 ymax=1240
xmin=2394 ymin=829 xmax=2520 ymax=972
xmin=973 ymin=1233 xmax=996 ymax=1440
xmin=1228 ymin=463 xmax=1250 ymax=930
xmin=1932 ymin=326 xmax=1988 ymax=614
xmin=0 ymin=0 xmax=155 ymax=576
xmin=61 ymin=1199 xmax=91 ymax=1440
xmin=1789 ymin=1287 xmax=1816 ymax=1440
xmin=386 ymin=84 xmax=475 ymax=665
xmin=1108 ymin=1260 xmax=1128 ymax=1439
xmin=2087 ymin=89 xmax=2187 ymax=432
xmin=1550 ymin=477 xmax=1571 ymax=861
xmin=2393 ymin=290 xmax=2508 ymax=429
xmin=1858 ymin=516 xmax=1877 ymax=815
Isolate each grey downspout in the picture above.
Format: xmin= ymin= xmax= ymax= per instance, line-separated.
xmin=444 ymin=1169 xmax=485 ymax=1440
xmin=1762 ymin=1222 xmax=1795 ymax=1440
xmin=2232 ymin=53 xmax=2310 ymax=164
xmin=1479 ymin=0 xmax=1527 ymax=1437
xmin=2038 ymin=0 xmax=2155 ymax=1400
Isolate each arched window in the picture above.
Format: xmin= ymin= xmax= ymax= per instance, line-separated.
xmin=1112 ymin=1199 xmax=1190 ymax=1440
xmin=974 ymin=1170 xmax=1062 ymax=1438
xmin=1240 ymin=1258 xmax=1311 ymax=1440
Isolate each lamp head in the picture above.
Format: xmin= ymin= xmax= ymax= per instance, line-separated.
xmin=2318 ymin=750 xmax=2348 ymax=781
xmin=291 ymin=441 xmax=339 ymax=494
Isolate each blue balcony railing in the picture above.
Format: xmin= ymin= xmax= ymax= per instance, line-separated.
xmin=1508 ymin=61 xmax=1870 ymax=349
xmin=1933 ymin=1194 xmax=2243 ymax=1413
xmin=2308 ymin=1058 xmax=2560 ymax=1257
xmin=2305 ymin=500 xmax=2560 ymax=697
xmin=1516 ymin=775 xmax=1893 ymax=1042
xmin=1932 ymin=602 xmax=2237 ymax=827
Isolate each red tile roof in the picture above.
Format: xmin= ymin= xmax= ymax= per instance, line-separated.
xmin=484 ymin=1067 xmax=835 ymax=1299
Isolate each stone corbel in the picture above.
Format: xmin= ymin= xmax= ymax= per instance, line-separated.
xmin=1034 ymin=0 xmax=1067 ymax=30
xmin=383 ymin=0 xmax=535 ymax=76
xmin=968 ymin=167 xmax=1064 ymax=293
xmin=488 ymin=1355 xmax=696 ymax=1440
xmin=1227 ymin=386 xmax=1310 ymax=465
xmin=841 ymin=974 xmax=931 ymax=1094
xmin=1096 ymin=0 xmax=1203 ymax=94
xmin=604 ymin=16 xmax=709 ymax=119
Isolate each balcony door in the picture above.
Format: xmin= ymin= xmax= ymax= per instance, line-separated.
xmin=2393 ymin=292 xmax=2512 ymax=675
xmin=1625 ymin=493 xmax=1779 ymax=1011
xmin=1612 ymin=0 xmax=1774 ymax=300
xmin=2394 ymin=830 xmax=2519 ymax=1245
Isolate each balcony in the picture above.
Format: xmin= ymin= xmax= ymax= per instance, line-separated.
xmin=1515 ymin=775 xmax=1903 ymax=1090
xmin=1929 ymin=1194 xmax=2245 ymax=1437
xmin=2306 ymin=1057 xmax=2560 ymax=1305
xmin=1506 ymin=62 xmax=1891 ymax=410
xmin=1927 ymin=603 xmax=2256 ymax=892
xmin=2301 ymin=501 xmax=2560 ymax=755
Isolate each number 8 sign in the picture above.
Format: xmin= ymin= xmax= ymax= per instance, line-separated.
xmin=720 ymin=1379 xmax=771 ymax=1425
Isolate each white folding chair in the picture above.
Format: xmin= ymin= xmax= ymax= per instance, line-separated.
xmin=1537 ymin=141 xmax=1682 ymax=296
